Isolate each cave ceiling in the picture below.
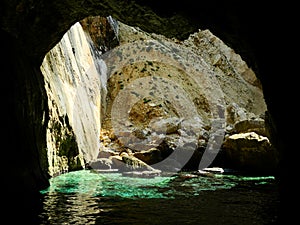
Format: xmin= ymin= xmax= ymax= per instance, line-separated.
xmin=1 ymin=0 xmax=264 ymax=75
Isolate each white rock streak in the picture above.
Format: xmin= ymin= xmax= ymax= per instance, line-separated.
xmin=41 ymin=22 xmax=102 ymax=175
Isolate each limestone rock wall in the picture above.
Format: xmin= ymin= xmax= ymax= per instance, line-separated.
xmin=40 ymin=14 xmax=276 ymax=175
xmin=96 ymin=19 xmax=273 ymax=172
xmin=40 ymin=22 xmax=102 ymax=176
xmin=0 ymin=1 xmax=290 ymax=220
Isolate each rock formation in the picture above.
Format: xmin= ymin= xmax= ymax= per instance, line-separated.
xmin=1 ymin=0 xmax=292 ymax=222
xmin=40 ymin=15 xmax=278 ymax=176
xmin=41 ymin=21 xmax=102 ymax=176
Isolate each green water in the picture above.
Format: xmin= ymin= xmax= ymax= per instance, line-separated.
xmin=38 ymin=170 xmax=279 ymax=224
xmin=40 ymin=170 xmax=275 ymax=199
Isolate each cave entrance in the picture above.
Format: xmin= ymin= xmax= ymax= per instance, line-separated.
xmin=41 ymin=15 xmax=274 ymax=178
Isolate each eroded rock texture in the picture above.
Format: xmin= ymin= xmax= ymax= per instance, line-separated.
xmin=41 ymin=22 xmax=103 ymax=176
xmin=1 ymin=0 xmax=291 ymax=221
xmin=41 ymin=15 xmax=278 ymax=177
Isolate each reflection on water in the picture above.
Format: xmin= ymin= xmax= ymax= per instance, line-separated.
xmin=38 ymin=170 xmax=280 ymax=225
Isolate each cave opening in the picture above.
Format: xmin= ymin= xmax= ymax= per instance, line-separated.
xmin=40 ymin=15 xmax=279 ymax=180
xmin=2 ymin=1 xmax=291 ymax=223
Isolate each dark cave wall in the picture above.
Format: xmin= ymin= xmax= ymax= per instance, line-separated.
xmin=1 ymin=29 xmax=50 ymax=213
xmin=1 ymin=0 xmax=196 ymax=65
xmin=1 ymin=1 xmax=292 ymax=219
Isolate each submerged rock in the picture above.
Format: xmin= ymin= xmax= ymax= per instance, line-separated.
xmin=202 ymin=167 xmax=224 ymax=174
xmin=122 ymin=170 xmax=161 ymax=178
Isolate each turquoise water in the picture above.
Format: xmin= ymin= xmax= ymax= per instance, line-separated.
xmin=40 ymin=170 xmax=275 ymax=199
xmin=38 ymin=170 xmax=280 ymax=224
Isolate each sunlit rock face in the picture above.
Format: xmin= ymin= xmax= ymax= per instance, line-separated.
xmin=222 ymin=132 xmax=278 ymax=173
xmin=0 ymin=1 xmax=289 ymax=220
xmin=41 ymin=22 xmax=103 ymax=176
xmin=97 ymin=19 xmax=272 ymax=172
xmin=40 ymin=14 xmax=275 ymax=176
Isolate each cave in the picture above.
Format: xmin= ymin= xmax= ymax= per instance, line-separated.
xmin=1 ymin=0 xmax=293 ymax=223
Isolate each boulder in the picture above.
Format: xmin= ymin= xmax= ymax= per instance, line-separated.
xmin=222 ymin=132 xmax=279 ymax=173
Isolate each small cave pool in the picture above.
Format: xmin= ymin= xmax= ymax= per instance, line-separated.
xmin=37 ymin=169 xmax=280 ymax=224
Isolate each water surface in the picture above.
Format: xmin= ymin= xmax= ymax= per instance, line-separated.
xmin=38 ymin=170 xmax=280 ymax=224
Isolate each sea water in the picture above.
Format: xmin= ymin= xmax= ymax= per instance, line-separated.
xmin=37 ymin=170 xmax=280 ymax=224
